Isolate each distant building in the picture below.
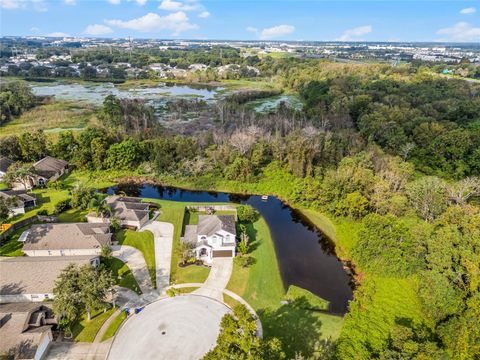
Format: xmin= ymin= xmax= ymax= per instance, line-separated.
xmin=0 ymin=190 xmax=36 ymax=215
xmin=0 ymin=303 xmax=55 ymax=359
xmin=0 ymin=255 xmax=100 ymax=303
xmin=183 ymin=215 xmax=236 ymax=264
xmin=22 ymin=223 xmax=112 ymax=257
xmin=87 ymin=196 xmax=150 ymax=229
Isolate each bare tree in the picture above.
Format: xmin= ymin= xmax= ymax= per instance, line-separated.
xmin=447 ymin=177 xmax=480 ymax=205
xmin=230 ymin=130 xmax=256 ymax=156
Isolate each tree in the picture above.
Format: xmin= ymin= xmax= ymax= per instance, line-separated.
xmin=88 ymin=193 xmax=110 ymax=217
xmin=335 ymin=191 xmax=369 ymax=219
xmin=237 ymin=205 xmax=259 ymax=223
xmin=18 ymin=131 xmax=48 ymax=162
xmin=53 ymin=264 xmax=83 ymax=327
xmin=3 ymin=162 xmax=36 ymax=190
xmin=0 ymin=81 xmax=36 ymax=123
xmin=105 ymin=139 xmax=143 ymax=170
xmin=204 ymin=305 xmax=285 ymax=360
xmin=0 ymin=198 xmax=12 ymax=225
xmin=237 ymin=229 xmax=250 ymax=255
xmin=70 ymin=182 xmax=97 ymax=210
xmin=79 ymin=264 xmax=114 ymax=320
xmin=406 ymin=177 xmax=447 ymax=221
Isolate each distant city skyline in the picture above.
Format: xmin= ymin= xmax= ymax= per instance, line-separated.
xmin=0 ymin=0 xmax=479 ymax=43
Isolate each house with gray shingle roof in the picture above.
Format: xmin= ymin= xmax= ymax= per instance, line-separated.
xmin=0 ymin=190 xmax=36 ymax=216
xmin=0 ymin=303 xmax=55 ymax=359
xmin=32 ymin=156 xmax=69 ymax=185
xmin=22 ymin=223 xmax=112 ymax=257
xmin=87 ymin=196 xmax=150 ymax=229
xmin=183 ymin=215 xmax=237 ymax=264
xmin=0 ymin=255 xmax=99 ymax=303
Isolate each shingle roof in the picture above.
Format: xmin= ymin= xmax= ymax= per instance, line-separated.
xmin=32 ymin=156 xmax=68 ymax=179
xmin=0 ymin=303 xmax=53 ymax=359
xmin=0 ymin=157 xmax=13 ymax=173
xmin=22 ymin=223 xmax=111 ymax=251
xmin=0 ymin=255 xmax=98 ymax=295
xmin=106 ymin=196 xmax=150 ymax=222
xmin=197 ymin=215 xmax=236 ymax=237
xmin=0 ymin=190 xmax=36 ymax=208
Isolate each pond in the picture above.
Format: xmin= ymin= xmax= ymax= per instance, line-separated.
xmin=31 ymin=81 xmax=221 ymax=106
xmin=106 ymin=183 xmax=353 ymax=314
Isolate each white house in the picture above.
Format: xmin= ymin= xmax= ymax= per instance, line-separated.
xmin=183 ymin=215 xmax=237 ymax=264
xmin=21 ymin=223 xmax=112 ymax=257
xmin=0 ymin=255 xmax=99 ymax=303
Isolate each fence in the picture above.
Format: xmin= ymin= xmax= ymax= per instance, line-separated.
xmin=0 ymin=216 xmax=39 ymax=242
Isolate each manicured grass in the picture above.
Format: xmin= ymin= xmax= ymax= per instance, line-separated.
xmin=227 ymin=216 xmax=344 ymax=358
xmin=116 ymin=229 xmax=156 ymax=288
xmin=175 ymin=264 xmax=210 ymax=284
xmin=102 ymin=257 xmax=142 ymax=294
xmin=71 ymin=307 xmax=116 ymax=343
xmin=57 ymin=208 xmax=89 ymax=223
xmin=0 ymin=226 xmax=28 ymax=256
xmin=227 ymin=217 xmax=285 ymax=310
xmin=223 ymin=293 xmax=241 ymax=309
xmin=176 ymin=287 xmax=199 ymax=294
xmin=0 ymin=183 xmax=8 ymax=190
xmin=285 ymin=285 xmax=330 ymax=311
xmin=101 ymin=311 xmax=127 ymax=341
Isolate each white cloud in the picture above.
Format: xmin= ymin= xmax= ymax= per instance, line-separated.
xmin=84 ymin=24 xmax=113 ymax=36
xmin=135 ymin=0 xmax=147 ymax=4
xmin=106 ymin=11 xmax=198 ymax=35
xmin=159 ymin=0 xmax=196 ymax=11
xmin=460 ymin=7 xmax=476 ymax=14
xmin=108 ymin=0 xmax=121 ymax=4
xmin=336 ymin=25 xmax=372 ymax=41
xmin=198 ymin=10 xmax=209 ymax=18
xmin=48 ymin=32 xmax=70 ymax=37
xmin=64 ymin=0 xmax=76 ymax=5
xmin=30 ymin=26 xmax=40 ymax=32
xmin=246 ymin=26 xmax=258 ymax=33
xmin=436 ymin=22 xmax=480 ymax=42
xmin=258 ymin=25 xmax=295 ymax=39
xmin=0 ymin=0 xmax=47 ymax=11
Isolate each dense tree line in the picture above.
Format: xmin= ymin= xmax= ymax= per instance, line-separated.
xmin=0 ymin=81 xmax=36 ymax=124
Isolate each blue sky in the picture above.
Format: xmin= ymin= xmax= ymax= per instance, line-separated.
xmin=0 ymin=0 xmax=479 ymax=42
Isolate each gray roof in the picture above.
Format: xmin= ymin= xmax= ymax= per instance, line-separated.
xmin=22 ymin=223 xmax=111 ymax=251
xmin=33 ymin=156 xmax=68 ymax=179
xmin=197 ymin=215 xmax=236 ymax=237
xmin=0 ymin=303 xmax=53 ymax=359
xmin=0 ymin=255 xmax=98 ymax=295
xmin=106 ymin=196 xmax=150 ymax=222
xmin=0 ymin=190 xmax=36 ymax=208
xmin=0 ymin=157 xmax=13 ymax=173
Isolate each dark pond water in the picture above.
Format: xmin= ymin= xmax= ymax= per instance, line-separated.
xmin=106 ymin=183 xmax=353 ymax=313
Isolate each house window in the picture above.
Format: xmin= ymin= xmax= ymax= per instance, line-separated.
xmin=212 ymin=236 xmax=217 ymax=244
xmin=47 ymin=251 xmax=52 ymax=256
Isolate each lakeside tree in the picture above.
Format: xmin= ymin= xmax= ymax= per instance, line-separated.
xmin=204 ymin=305 xmax=285 ymax=360
xmin=0 ymin=81 xmax=36 ymax=124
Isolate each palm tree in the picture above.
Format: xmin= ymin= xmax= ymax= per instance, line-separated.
xmin=88 ymin=194 xmax=111 ymax=217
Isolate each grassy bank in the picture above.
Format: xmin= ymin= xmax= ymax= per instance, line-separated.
xmin=102 ymin=257 xmax=142 ymax=294
xmin=71 ymin=307 xmax=116 ymax=343
xmin=101 ymin=311 xmax=127 ymax=342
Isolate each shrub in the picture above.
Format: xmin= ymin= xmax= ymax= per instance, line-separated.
xmin=237 ymin=205 xmax=260 ymax=223
xmin=37 ymin=209 xmax=49 ymax=216
xmin=54 ymin=199 xmax=71 ymax=214
xmin=234 ymin=255 xmax=255 ymax=268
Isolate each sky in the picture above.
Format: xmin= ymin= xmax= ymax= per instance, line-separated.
xmin=0 ymin=0 xmax=479 ymax=42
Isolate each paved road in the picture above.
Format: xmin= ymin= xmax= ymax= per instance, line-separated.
xmin=108 ymin=295 xmax=230 ymax=360
xmin=141 ymin=221 xmax=174 ymax=293
xmin=112 ymin=245 xmax=153 ymax=294
xmin=193 ymin=258 xmax=233 ymax=301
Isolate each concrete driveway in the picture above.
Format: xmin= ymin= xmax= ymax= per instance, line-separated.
xmin=141 ymin=221 xmax=174 ymax=293
xmin=193 ymin=258 xmax=233 ymax=301
xmin=45 ymin=342 xmax=111 ymax=360
xmin=112 ymin=245 xmax=153 ymax=293
xmin=108 ymin=295 xmax=230 ymax=360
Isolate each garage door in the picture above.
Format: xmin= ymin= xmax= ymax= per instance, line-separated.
xmin=212 ymin=250 xmax=232 ymax=258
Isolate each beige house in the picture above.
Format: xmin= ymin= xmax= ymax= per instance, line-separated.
xmin=0 ymin=303 xmax=55 ymax=360
xmin=0 ymin=255 xmax=99 ymax=303
xmin=87 ymin=196 xmax=150 ymax=229
xmin=21 ymin=223 xmax=112 ymax=257
xmin=32 ymin=156 xmax=69 ymax=186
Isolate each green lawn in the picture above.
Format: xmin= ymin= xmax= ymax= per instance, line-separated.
xmin=57 ymin=209 xmax=89 ymax=223
xmin=101 ymin=311 xmax=127 ymax=341
xmin=227 ymin=216 xmax=344 ymax=358
xmin=0 ymin=225 xmax=29 ymax=256
xmin=285 ymin=285 xmax=330 ymax=311
xmin=102 ymin=257 xmax=142 ymax=294
xmin=116 ymin=229 xmax=156 ymax=288
xmin=71 ymin=307 xmax=116 ymax=343
xmin=175 ymin=264 xmax=210 ymax=284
